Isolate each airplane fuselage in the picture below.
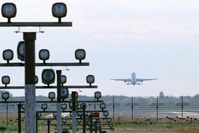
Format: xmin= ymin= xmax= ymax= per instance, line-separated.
xmin=111 ymin=72 xmax=156 ymax=85
xmin=131 ymin=72 xmax=136 ymax=85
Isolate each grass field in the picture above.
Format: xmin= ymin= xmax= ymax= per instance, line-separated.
xmin=0 ymin=113 xmax=199 ymax=133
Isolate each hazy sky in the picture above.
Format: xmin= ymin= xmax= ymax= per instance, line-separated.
xmin=0 ymin=0 xmax=198 ymax=97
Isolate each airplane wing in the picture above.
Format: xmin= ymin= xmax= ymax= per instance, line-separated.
xmin=111 ymin=79 xmax=131 ymax=82
xmin=136 ymin=78 xmax=157 ymax=82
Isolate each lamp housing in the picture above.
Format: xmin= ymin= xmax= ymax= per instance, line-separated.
xmin=36 ymin=113 xmax=41 ymax=118
xmin=42 ymin=69 xmax=55 ymax=86
xmin=86 ymin=75 xmax=95 ymax=86
xmin=61 ymin=75 xmax=67 ymax=85
xmin=39 ymin=49 xmax=50 ymax=63
xmin=2 ymin=49 xmax=13 ymax=63
xmin=75 ymin=49 xmax=86 ymax=63
xmin=61 ymin=103 xmax=67 ymax=111
xmin=2 ymin=92 xmax=9 ymax=101
xmin=52 ymin=3 xmax=67 ymax=23
xmin=41 ymin=103 xmax=48 ymax=111
xmin=35 ymin=75 xmax=38 ymax=84
xmin=1 ymin=3 xmax=17 ymax=23
xmin=53 ymin=112 xmax=57 ymax=118
xmin=62 ymin=118 xmax=67 ymax=124
xmin=17 ymin=41 xmax=25 ymax=61
xmin=94 ymin=91 xmax=101 ymax=100
xmin=103 ymin=111 xmax=109 ymax=117
xmin=100 ymin=103 xmax=106 ymax=110
xmin=48 ymin=92 xmax=55 ymax=101
xmin=61 ymin=87 xmax=69 ymax=100
xmin=1 ymin=75 xmax=10 ymax=87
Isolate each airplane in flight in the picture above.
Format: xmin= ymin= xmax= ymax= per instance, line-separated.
xmin=111 ymin=72 xmax=157 ymax=85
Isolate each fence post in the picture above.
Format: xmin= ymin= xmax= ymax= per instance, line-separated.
xmin=181 ymin=96 xmax=184 ymax=118
xmin=156 ymin=97 xmax=159 ymax=122
xmin=113 ymin=96 xmax=115 ymax=122
xmin=17 ymin=103 xmax=22 ymax=133
xmin=131 ymin=97 xmax=134 ymax=120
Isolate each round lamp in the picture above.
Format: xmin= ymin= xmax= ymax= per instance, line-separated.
xmin=62 ymin=118 xmax=67 ymax=124
xmin=86 ymin=75 xmax=95 ymax=86
xmin=1 ymin=3 xmax=17 ymax=23
xmin=35 ymin=75 xmax=38 ymax=84
xmin=61 ymin=103 xmax=67 ymax=111
xmin=61 ymin=75 xmax=67 ymax=85
xmin=36 ymin=113 xmax=41 ymax=118
xmin=80 ymin=103 xmax=86 ymax=109
xmin=2 ymin=49 xmax=13 ymax=63
xmin=41 ymin=103 xmax=48 ymax=111
xmin=61 ymin=87 xmax=69 ymax=100
xmin=1 ymin=75 xmax=10 ymax=87
xmin=75 ymin=49 xmax=86 ymax=63
xmin=103 ymin=111 xmax=109 ymax=117
xmin=100 ymin=103 xmax=106 ymax=110
xmin=48 ymin=92 xmax=55 ymax=101
xmin=53 ymin=112 xmax=57 ymax=118
xmin=94 ymin=91 xmax=101 ymax=100
xmin=52 ymin=2 xmax=67 ymax=23
xmin=107 ymin=118 xmax=112 ymax=123
xmin=39 ymin=49 xmax=50 ymax=63
xmin=2 ymin=92 xmax=9 ymax=101
xmin=42 ymin=69 xmax=55 ymax=86
xmin=17 ymin=41 xmax=25 ymax=61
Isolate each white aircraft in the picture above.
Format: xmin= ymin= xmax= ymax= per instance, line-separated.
xmin=111 ymin=72 xmax=157 ymax=85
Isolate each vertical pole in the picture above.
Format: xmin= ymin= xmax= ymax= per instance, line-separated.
xmin=113 ymin=96 xmax=115 ymax=122
xmin=36 ymin=113 xmax=38 ymax=133
xmin=6 ymin=102 xmax=8 ymax=125
xmin=156 ymin=97 xmax=159 ymax=122
xmin=72 ymin=91 xmax=77 ymax=133
xmin=181 ymin=96 xmax=183 ymax=118
xmin=131 ymin=97 xmax=134 ymax=121
xmin=94 ymin=120 xmax=97 ymax=133
xmin=47 ymin=119 xmax=51 ymax=133
xmin=56 ymin=70 xmax=62 ymax=133
xmin=18 ymin=103 xmax=22 ymax=133
xmin=83 ymin=104 xmax=86 ymax=133
xmin=94 ymin=97 xmax=96 ymax=111
xmin=24 ymin=32 xmax=36 ymax=133
xmin=89 ymin=115 xmax=93 ymax=133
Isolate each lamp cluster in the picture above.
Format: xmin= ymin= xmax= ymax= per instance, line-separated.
xmin=1 ymin=2 xmax=67 ymax=23
xmin=2 ymin=42 xmax=87 ymax=64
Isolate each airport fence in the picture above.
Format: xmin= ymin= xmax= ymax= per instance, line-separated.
xmin=104 ymin=96 xmax=199 ymax=121
xmin=0 ymin=96 xmax=199 ymax=122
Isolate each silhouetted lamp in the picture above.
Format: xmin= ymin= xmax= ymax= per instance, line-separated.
xmin=42 ymin=69 xmax=55 ymax=86
xmin=53 ymin=112 xmax=57 ymax=118
xmin=1 ymin=75 xmax=10 ymax=87
xmin=61 ymin=87 xmax=69 ymax=100
xmin=1 ymin=3 xmax=17 ymax=23
xmin=61 ymin=103 xmax=67 ymax=111
xmin=100 ymin=103 xmax=106 ymax=111
xmin=35 ymin=75 xmax=38 ymax=84
xmin=52 ymin=3 xmax=67 ymax=23
xmin=48 ymin=92 xmax=55 ymax=101
xmin=75 ymin=49 xmax=86 ymax=63
xmin=103 ymin=111 xmax=109 ymax=118
xmin=17 ymin=41 xmax=25 ymax=61
xmin=2 ymin=92 xmax=9 ymax=102
xmin=61 ymin=75 xmax=67 ymax=85
xmin=41 ymin=103 xmax=48 ymax=111
xmin=39 ymin=49 xmax=50 ymax=64
xmin=94 ymin=91 xmax=101 ymax=101
xmin=2 ymin=49 xmax=13 ymax=63
xmin=86 ymin=75 xmax=95 ymax=86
